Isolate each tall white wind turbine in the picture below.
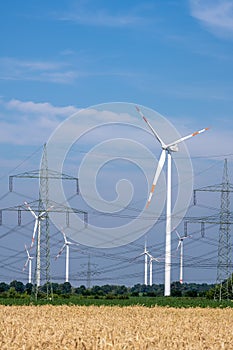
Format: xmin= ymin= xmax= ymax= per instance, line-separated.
xmin=23 ymin=244 xmax=34 ymax=284
xmin=139 ymin=238 xmax=149 ymax=285
xmin=24 ymin=201 xmax=52 ymax=287
xmin=147 ymin=252 xmax=160 ymax=286
xmin=133 ymin=238 xmax=149 ymax=285
xmin=136 ymin=106 xmax=209 ymax=296
xmin=55 ymin=228 xmax=79 ymax=283
xmin=176 ymin=230 xmax=191 ymax=284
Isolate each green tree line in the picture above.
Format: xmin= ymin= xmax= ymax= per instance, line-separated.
xmin=0 ymin=280 xmax=218 ymax=299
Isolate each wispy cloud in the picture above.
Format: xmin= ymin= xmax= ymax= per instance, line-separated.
xmin=0 ymin=56 xmax=137 ymax=84
xmin=189 ymin=0 xmax=233 ymax=37
xmin=58 ymin=10 xmax=142 ymax=27
xmin=0 ymin=57 xmax=78 ymax=84
xmin=53 ymin=1 xmax=146 ymax=28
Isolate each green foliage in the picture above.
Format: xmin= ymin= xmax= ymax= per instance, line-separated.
xmin=0 ymin=282 xmax=10 ymax=293
xmin=0 ymin=293 xmax=233 ymax=308
xmin=0 ymin=280 xmax=225 ymax=307
xmin=10 ymin=280 xmax=25 ymax=293
xmin=25 ymin=283 xmax=33 ymax=295
xmin=208 ymin=274 xmax=233 ymax=300
xmin=7 ymin=287 xmax=18 ymax=298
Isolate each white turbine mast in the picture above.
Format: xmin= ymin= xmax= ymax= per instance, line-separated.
xmin=136 ymin=106 xmax=209 ymax=296
xmin=55 ymin=228 xmax=79 ymax=283
xmin=176 ymin=230 xmax=191 ymax=284
xmin=24 ymin=201 xmax=53 ymax=287
xmin=23 ymin=244 xmax=34 ymax=284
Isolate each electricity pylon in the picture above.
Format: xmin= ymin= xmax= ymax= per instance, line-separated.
xmin=184 ymin=159 xmax=233 ymax=300
xmin=215 ymin=159 xmax=232 ymax=300
xmin=9 ymin=144 xmax=87 ymax=300
xmin=37 ymin=143 xmax=51 ymax=300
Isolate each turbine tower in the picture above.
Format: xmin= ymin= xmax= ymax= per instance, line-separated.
xmin=136 ymin=106 xmax=208 ymax=296
xmin=55 ymin=228 xmax=79 ymax=283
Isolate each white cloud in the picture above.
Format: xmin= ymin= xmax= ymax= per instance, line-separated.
xmin=5 ymin=99 xmax=78 ymax=116
xmin=189 ymin=0 xmax=233 ymax=37
xmin=0 ymin=98 xmax=232 ymax=162
xmin=54 ymin=0 xmax=145 ymax=28
xmin=0 ymin=99 xmax=78 ymax=145
xmin=58 ymin=10 xmax=142 ymax=27
xmin=0 ymin=57 xmax=78 ymax=84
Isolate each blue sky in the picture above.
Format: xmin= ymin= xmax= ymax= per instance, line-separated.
xmin=0 ymin=0 xmax=233 ymax=286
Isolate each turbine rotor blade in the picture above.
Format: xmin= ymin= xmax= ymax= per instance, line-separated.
xmin=30 ymin=219 xmax=38 ymax=248
xmin=60 ymin=227 xmax=68 ymax=244
xmin=146 ymin=149 xmax=166 ymax=208
xmin=55 ymin=244 xmax=66 ymax=260
xmin=176 ymin=241 xmax=181 ymax=251
xmin=166 ymin=127 xmax=209 ymax=149
xmin=68 ymin=241 xmax=79 ymax=246
xmin=38 ymin=205 xmax=54 ymax=219
xmin=135 ymin=106 xmax=165 ymax=147
xmin=25 ymin=244 xmax=30 ymax=258
xmin=39 ymin=211 xmax=47 ymax=218
xmin=152 ymin=257 xmax=160 ymax=262
xmin=24 ymin=202 xmax=38 ymax=219
xmin=23 ymin=258 xmax=29 ymax=271
xmin=146 ymin=252 xmax=153 ymax=259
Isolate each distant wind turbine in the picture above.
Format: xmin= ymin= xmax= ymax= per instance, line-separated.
xmin=176 ymin=230 xmax=191 ymax=284
xmin=136 ymin=106 xmax=209 ymax=296
xmin=146 ymin=252 xmax=160 ymax=286
xmin=55 ymin=228 xmax=79 ymax=283
xmin=24 ymin=201 xmax=53 ymax=287
xmin=23 ymin=244 xmax=34 ymax=284
xmin=139 ymin=239 xmax=149 ymax=285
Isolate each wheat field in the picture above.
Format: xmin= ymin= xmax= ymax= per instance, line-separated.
xmin=0 ymin=305 xmax=232 ymax=349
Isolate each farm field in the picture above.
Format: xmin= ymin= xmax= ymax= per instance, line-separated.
xmin=0 ymin=305 xmax=232 ymax=349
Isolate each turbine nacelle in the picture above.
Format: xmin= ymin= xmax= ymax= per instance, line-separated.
xmin=165 ymin=144 xmax=179 ymax=153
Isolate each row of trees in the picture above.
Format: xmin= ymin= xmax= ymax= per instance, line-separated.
xmin=0 ymin=280 xmax=217 ymax=298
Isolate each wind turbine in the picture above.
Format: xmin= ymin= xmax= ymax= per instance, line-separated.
xmin=136 ymin=106 xmax=209 ymax=296
xmin=24 ymin=201 xmax=52 ymax=287
xmin=23 ymin=244 xmax=34 ymax=284
xmin=132 ymin=238 xmax=149 ymax=285
xmin=147 ymin=252 xmax=160 ymax=286
xmin=176 ymin=230 xmax=191 ymax=284
xmin=140 ymin=238 xmax=149 ymax=285
xmin=55 ymin=228 xmax=79 ymax=283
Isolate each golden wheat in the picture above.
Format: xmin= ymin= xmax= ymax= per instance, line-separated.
xmin=0 ymin=305 xmax=232 ymax=349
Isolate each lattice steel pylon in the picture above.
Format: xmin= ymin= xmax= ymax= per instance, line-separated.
xmin=9 ymin=143 xmax=87 ymax=301
xmin=215 ymin=159 xmax=232 ymax=300
xmin=184 ymin=159 xmax=233 ymax=300
xmin=36 ymin=143 xmax=52 ymax=300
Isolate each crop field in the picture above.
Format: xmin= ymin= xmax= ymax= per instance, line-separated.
xmin=0 ymin=305 xmax=232 ymax=349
